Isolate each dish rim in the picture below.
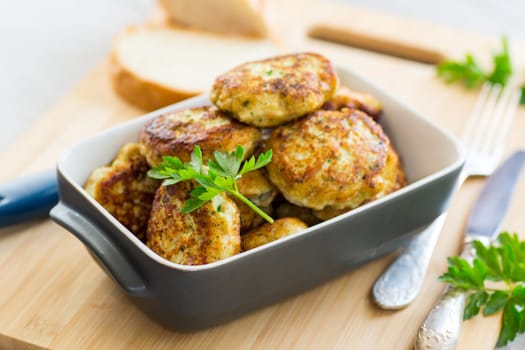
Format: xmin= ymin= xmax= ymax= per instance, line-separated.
xmin=56 ymin=65 xmax=465 ymax=272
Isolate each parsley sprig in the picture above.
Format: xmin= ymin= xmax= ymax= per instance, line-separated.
xmin=440 ymin=232 xmax=525 ymax=347
xmin=437 ymin=37 xmax=513 ymax=90
xmin=437 ymin=53 xmax=487 ymax=89
xmin=148 ymin=145 xmax=274 ymax=223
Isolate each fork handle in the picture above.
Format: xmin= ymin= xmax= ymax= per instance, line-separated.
xmin=373 ymin=169 xmax=468 ymax=310
xmin=373 ymin=214 xmax=447 ymax=309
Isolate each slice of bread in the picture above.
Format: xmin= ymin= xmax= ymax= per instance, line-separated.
xmin=111 ymin=25 xmax=278 ymax=111
xmin=158 ymin=0 xmax=267 ymax=37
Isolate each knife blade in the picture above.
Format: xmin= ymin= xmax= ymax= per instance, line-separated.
xmin=415 ymin=150 xmax=525 ymax=350
xmin=466 ymin=151 xmax=525 ymax=238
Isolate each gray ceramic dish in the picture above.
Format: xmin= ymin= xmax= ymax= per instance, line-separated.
xmin=50 ymin=66 xmax=465 ymax=331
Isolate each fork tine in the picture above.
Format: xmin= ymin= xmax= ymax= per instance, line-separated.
xmin=462 ymin=83 xmax=491 ymax=144
xmin=491 ymin=88 xmax=521 ymax=161
xmin=479 ymin=85 xmax=517 ymax=154
xmin=464 ymin=84 xmax=502 ymax=150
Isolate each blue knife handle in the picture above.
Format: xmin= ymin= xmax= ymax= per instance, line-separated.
xmin=0 ymin=169 xmax=58 ymax=227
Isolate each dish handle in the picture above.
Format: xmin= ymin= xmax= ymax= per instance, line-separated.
xmin=50 ymin=203 xmax=148 ymax=298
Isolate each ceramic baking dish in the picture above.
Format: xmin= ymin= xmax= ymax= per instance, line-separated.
xmin=50 ymin=66 xmax=465 ymax=331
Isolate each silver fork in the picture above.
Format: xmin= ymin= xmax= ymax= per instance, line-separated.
xmin=372 ymin=82 xmax=521 ymax=311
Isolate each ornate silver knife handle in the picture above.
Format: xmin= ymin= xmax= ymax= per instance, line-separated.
xmin=415 ymin=286 xmax=465 ymax=350
xmin=373 ymin=214 xmax=447 ymax=309
xmin=415 ymin=238 xmax=488 ymax=350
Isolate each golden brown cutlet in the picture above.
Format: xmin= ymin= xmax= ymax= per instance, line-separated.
xmin=146 ymin=181 xmax=241 ymax=265
xmin=84 ymin=143 xmax=160 ymax=241
xmin=211 ymin=52 xmax=338 ymax=127
xmin=242 ymin=218 xmax=308 ymax=251
xmin=140 ymin=106 xmax=261 ymax=166
xmin=265 ymin=108 xmax=406 ymax=213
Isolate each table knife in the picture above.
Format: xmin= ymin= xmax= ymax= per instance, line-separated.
xmin=415 ymin=150 xmax=525 ymax=350
xmin=307 ymin=23 xmax=447 ymax=64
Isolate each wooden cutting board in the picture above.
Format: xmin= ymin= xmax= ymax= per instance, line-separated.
xmin=2 ymin=1 xmax=525 ymax=349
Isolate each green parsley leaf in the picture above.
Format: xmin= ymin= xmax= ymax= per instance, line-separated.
xmin=163 ymin=177 xmax=182 ymax=186
xmin=497 ymin=302 xmax=521 ymax=347
xmin=208 ymin=145 xmax=245 ymax=178
xmin=239 ymin=150 xmax=273 ymax=176
xmin=189 ymin=186 xmax=207 ymax=197
xmin=484 ymin=291 xmax=509 ymax=316
xmin=212 ymin=176 xmax=235 ymax=190
xmin=511 ymin=285 xmax=525 ymax=304
xmin=436 ymin=36 xmax=516 ymax=92
xmin=499 ymin=232 xmax=525 ymax=261
xmin=440 ymin=232 xmax=525 ymax=347
xmin=473 ymin=240 xmax=504 ymax=281
xmin=487 ymin=37 xmax=512 ymax=86
xmin=437 ymin=53 xmax=486 ymax=89
xmin=163 ymin=156 xmax=185 ymax=170
xmin=464 ymin=291 xmax=489 ymax=320
xmin=148 ymin=145 xmax=274 ymax=223
xmin=181 ymin=197 xmax=206 ymax=213
xmin=439 ymin=256 xmax=486 ymax=290
xmin=520 ymin=85 xmax=525 ymax=105
xmin=189 ymin=146 xmax=203 ymax=173
xmin=196 ymin=186 xmax=223 ymax=201
xmin=520 ymin=309 xmax=525 ymax=334
xmin=501 ymin=242 xmax=516 ymax=283
xmin=520 ymin=308 xmax=525 ymax=333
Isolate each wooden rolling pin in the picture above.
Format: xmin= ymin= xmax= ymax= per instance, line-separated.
xmin=308 ymin=23 xmax=447 ymax=64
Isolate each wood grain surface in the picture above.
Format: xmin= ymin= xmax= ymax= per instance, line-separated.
xmin=1 ymin=1 xmax=525 ymax=349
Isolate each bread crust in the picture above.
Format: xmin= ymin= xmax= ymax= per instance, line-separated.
xmin=158 ymin=0 xmax=268 ymax=37
xmin=110 ymin=53 xmax=199 ymax=111
xmin=110 ymin=24 xmax=280 ymax=111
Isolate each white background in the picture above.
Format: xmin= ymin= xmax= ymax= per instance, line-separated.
xmin=1 ymin=0 xmax=525 ymax=150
